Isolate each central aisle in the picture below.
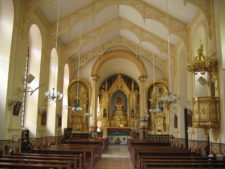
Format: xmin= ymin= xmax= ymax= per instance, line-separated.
xmin=94 ymin=144 xmax=134 ymax=169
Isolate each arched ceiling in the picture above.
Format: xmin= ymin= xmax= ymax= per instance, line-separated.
xmin=36 ymin=0 xmax=203 ymax=65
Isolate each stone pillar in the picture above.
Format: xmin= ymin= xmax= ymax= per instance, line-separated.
xmin=138 ymin=75 xmax=148 ymax=138
xmin=139 ymin=75 xmax=147 ymax=117
xmin=90 ymin=75 xmax=99 ymax=130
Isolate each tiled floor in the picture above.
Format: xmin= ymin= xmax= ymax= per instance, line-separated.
xmin=94 ymin=144 xmax=134 ymax=169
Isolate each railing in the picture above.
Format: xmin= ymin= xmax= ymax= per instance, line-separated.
xmin=0 ymin=140 xmax=21 ymax=155
xmin=29 ymin=136 xmax=63 ymax=149
xmin=0 ymin=136 xmax=63 ymax=155
xmin=146 ymin=134 xmax=172 ymax=142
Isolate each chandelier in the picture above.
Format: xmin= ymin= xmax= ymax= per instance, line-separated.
xmin=72 ymin=106 xmax=82 ymax=112
xmin=45 ymin=88 xmax=63 ymax=101
xmin=162 ymin=92 xmax=178 ymax=105
xmin=72 ymin=9 xmax=83 ymax=112
xmin=45 ymin=0 xmax=63 ymax=102
xmin=161 ymin=1 xmax=178 ymax=106
xmin=140 ymin=114 xmax=149 ymax=122
xmin=149 ymin=108 xmax=161 ymax=114
xmin=84 ymin=113 xmax=92 ymax=117
xmin=187 ymin=44 xmax=217 ymax=75
xmin=149 ymin=53 xmax=161 ymax=114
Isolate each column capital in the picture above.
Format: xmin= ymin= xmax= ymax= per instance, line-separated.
xmin=138 ymin=75 xmax=147 ymax=82
xmin=91 ymin=74 xmax=100 ymax=81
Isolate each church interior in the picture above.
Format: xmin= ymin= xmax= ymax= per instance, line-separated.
xmin=1 ymin=0 xmax=225 ymax=168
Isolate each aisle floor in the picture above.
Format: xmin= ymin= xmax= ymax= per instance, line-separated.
xmin=93 ymin=144 xmax=134 ymax=169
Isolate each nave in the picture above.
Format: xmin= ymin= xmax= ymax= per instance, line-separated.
xmin=1 ymin=137 xmax=225 ymax=169
xmin=1 ymin=0 xmax=225 ymax=169
xmin=94 ymin=145 xmax=134 ymax=169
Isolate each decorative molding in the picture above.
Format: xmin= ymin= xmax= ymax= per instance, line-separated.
xmin=185 ymin=0 xmax=213 ymax=38
xmin=65 ymin=17 xmax=173 ymax=57
xmin=72 ymin=35 xmax=167 ymax=76
xmin=91 ymin=50 xmax=147 ymax=77
xmin=172 ymin=137 xmax=225 ymax=156
xmin=47 ymin=0 xmax=187 ymax=42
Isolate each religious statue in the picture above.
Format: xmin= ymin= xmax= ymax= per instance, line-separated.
xmin=113 ymin=95 xmax=125 ymax=120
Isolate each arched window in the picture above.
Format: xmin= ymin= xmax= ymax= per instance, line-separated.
xmin=62 ymin=64 xmax=69 ymax=132
xmin=47 ymin=48 xmax=58 ymax=136
xmin=24 ymin=24 xmax=42 ymax=137
xmin=0 ymin=0 xmax=14 ymax=139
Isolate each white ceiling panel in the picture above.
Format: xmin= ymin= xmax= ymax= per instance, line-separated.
xmin=39 ymin=0 xmax=94 ymax=23
xmin=143 ymin=0 xmax=198 ymax=24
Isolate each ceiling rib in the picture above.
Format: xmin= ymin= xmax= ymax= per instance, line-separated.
xmin=65 ymin=17 xmax=173 ymax=58
xmin=47 ymin=0 xmax=187 ymax=42
xmin=72 ymin=35 xmax=168 ymax=76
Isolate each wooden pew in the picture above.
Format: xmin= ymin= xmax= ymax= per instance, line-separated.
xmin=137 ymin=156 xmax=211 ymax=169
xmin=31 ymin=144 xmax=97 ymax=169
xmin=0 ymin=158 xmax=72 ymax=168
xmin=143 ymin=162 xmax=225 ymax=169
xmin=140 ymin=159 xmax=225 ymax=169
xmin=0 ymin=162 xmax=67 ymax=169
xmin=2 ymin=153 xmax=82 ymax=169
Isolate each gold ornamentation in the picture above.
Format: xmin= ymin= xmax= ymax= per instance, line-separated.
xmin=76 ymin=36 xmax=167 ymax=76
xmin=65 ymin=18 xmax=172 ymax=57
xmin=187 ymin=44 xmax=217 ymax=75
xmin=192 ymin=97 xmax=220 ymax=131
xmin=68 ymin=79 xmax=91 ymax=133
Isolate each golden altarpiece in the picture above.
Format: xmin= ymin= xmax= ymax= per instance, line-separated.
xmin=147 ymin=81 xmax=169 ymax=134
xmin=67 ymin=80 xmax=90 ymax=133
xmin=97 ymin=74 xmax=139 ymax=135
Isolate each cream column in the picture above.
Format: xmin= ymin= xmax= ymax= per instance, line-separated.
xmin=139 ymin=76 xmax=147 ymax=140
xmin=139 ymin=76 xmax=147 ymax=123
xmin=90 ymin=75 xmax=99 ymax=128
xmin=139 ymin=76 xmax=147 ymax=116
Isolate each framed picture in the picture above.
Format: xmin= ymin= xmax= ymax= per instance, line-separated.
xmin=13 ymin=101 xmax=22 ymax=116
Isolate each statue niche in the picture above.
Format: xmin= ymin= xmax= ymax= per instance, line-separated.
xmin=147 ymin=82 xmax=169 ymax=134
xmin=68 ymin=80 xmax=90 ymax=133
xmin=111 ymin=90 xmax=127 ymax=121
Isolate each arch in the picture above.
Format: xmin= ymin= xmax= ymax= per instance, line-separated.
xmin=62 ymin=64 xmax=70 ymax=132
xmin=67 ymin=78 xmax=91 ymax=132
xmin=91 ymin=50 xmax=147 ymax=77
xmin=46 ymin=48 xmax=58 ymax=136
xmin=68 ymin=78 xmax=91 ymax=95
xmin=24 ymin=24 xmax=42 ymax=137
xmin=0 ymin=0 xmax=14 ymax=139
xmin=147 ymin=80 xmax=168 ymax=91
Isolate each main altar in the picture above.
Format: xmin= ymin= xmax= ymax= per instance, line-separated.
xmin=107 ymin=128 xmax=131 ymax=144
xmin=97 ymin=74 xmax=140 ymax=136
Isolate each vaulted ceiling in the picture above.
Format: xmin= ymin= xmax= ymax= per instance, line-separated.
xmin=36 ymin=0 xmax=203 ymax=63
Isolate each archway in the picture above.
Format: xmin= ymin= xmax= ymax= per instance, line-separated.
xmin=91 ymin=50 xmax=147 ymax=78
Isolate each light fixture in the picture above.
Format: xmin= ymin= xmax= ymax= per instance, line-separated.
xmin=140 ymin=113 xmax=149 ymax=122
xmin=84 ymin=113 xmax=92 ymax=117
xmin=161 ymin=0 xmax=178 ymax=106
xmin=72 ymin=8 xmax=83 ymax=112
xmin=187 ymin=44 xmax=217 ymax=75
xmin=162 ymin=92 xmax=178 ymax=105
xmin=45 ymin=0 xmax=63 ymax=102
xmin=149 ymin=53 xmax=161 ymax=114
xmin=45 ymin=88 xmax=63 ymax=101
